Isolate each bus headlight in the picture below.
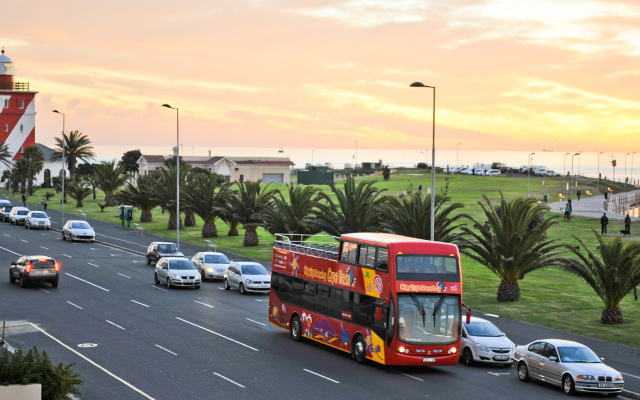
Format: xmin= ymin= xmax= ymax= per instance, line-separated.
xmin=398 ymin=346 xmax=410 ymax=354
xmin=448 ymin=347 xmax=458 ymax=354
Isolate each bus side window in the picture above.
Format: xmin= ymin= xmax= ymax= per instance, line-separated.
xmin=328 ymin=287 xmax=342 ymax=318
xmin=291 ymin=277 xmax=304 ymax=306
xmin=316 ymin=284 xmax=329 ymax=315
xmin=340 ymin=242 xmax=358 ymax=264
xmin=376 ymin=247 xmax=388 ymax=271
xmin=304 ymin=282 xmax=317 ymax=311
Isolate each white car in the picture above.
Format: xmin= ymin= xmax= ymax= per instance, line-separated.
xmin=8 ymin=207 xmax=30 ymax=225
xmin=154 ymin=257 xmax=201 ymax=289
xmin=460 ymin=317 xmax=515 ymax=366
xmin=544 ymin=170 xmax=560 ymax=177
xmin=25 ymin=211 xmax=51 ymax=230
xmin=484 ymin=169 xmax=502 ymax=176
xmin=224 ymin=262 xmax=271 ymax=295
xmin=62 ymin=220 xmax=95 ymax=242
xmin=515 ymin=339 xmax=624 ymax=396
xmin=191 ymin=251 xmax=231 ymax=280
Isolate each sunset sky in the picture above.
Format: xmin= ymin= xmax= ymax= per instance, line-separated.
xmin=3 ymin=0 xmax=640 ymax=155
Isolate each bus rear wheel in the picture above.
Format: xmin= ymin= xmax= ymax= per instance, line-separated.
xmin=290 ymin=316 xmax=302 ymax=342
xmin=352 ymin=336 xmax=367 ymax=364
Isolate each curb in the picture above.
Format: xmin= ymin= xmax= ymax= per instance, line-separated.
xmin=624 ymin=389 xmax=640 ymax=400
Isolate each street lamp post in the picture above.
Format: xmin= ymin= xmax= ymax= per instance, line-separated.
xmin=632 ymin=152 xmax=637 ymax=187
xmin=625 ymin=153 xmax=630 ymax=189
xmin=410 ymin=82 xmax=436 ymax=241
xmin=162 ymin=104 xmax=180 ymax=250
xmin=52 ymin=110 xmax=65 ymax=227
xmin=457 ymin=142 xmax=461 ymax=167
xmin=563 ymin=152 xmax=570 ymax=196
xmin=355 ymin=141 xmax=358 ymax=169
xmin=528 ymin=153 xmax=535 ymax=198
xmin=597 ymin=152 xmax=603 ymax=192
xmin=578 ymin=151 xmax=583 ymax=177
xmin=571 ymin=152 xmax=579 ymax=198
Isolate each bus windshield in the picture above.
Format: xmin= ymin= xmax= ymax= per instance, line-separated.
xmin=397 ymin=294 xmax=460 ymax=345
xmin=396 ymin=255 xmax=459 ymax=281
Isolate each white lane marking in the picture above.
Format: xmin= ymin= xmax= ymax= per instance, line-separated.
xmin=65 ymin=273 xmax=109 ymax=292
xmin=21 ymin=239 xmax=28 ymax=243
xmin=67 ymin=301 xmax=83 ymax=310
xmin=213 ymin=372 xmax=245 ymax=388
xmin=110 ymin=254 xmax=119 ymax=257
xmin=117 ymin=273 xmax=131 ymax=279
xmin=132 ymin=261 xmax=144 ymax=263
xmin=488 ymin=372 xmax=510 ymax=376
xmin=194 ymin=300 xmax=214 ymax=308
xmin=39 ymin=288 xmax=50 ymax=294
xmin=0 ymin=245 xmax=22 ymax=256
xmin=176 ymin=317 xmax=259 ymax=352
xmin=28 ymin=323 xmax=155 ymax=399
xmin=3 ymin=234 xmax=9 ymax=237
xmin=218 ymin=287 xmax=225 ymax=290
xmin=131 ymin=300 xmax=149 ymax=308
xmin=483 ymin=313 xmax=500 ymax=318
xmin=246 ymin=318 xmax=266 ymax=326
xmin=389 ymin=368 xmax=424 ymax=381
xmin=96 ymin=237 xmax=147 ymax=248
xmin=88 ymin=263 xmax=100 ymax=268
xmin=303 ymin=369 xmax=340 ymax=383
xmin=151 ymin=285 xmax=168 ymax=292
xmin=62 ymin=254 xmax=73 ymax=258
xmin=621 ymin=371 xmax=640 ymax=380
xmin=254 ymin=299 xmax=268 ymax=302
xmin=155 ymin=344 xmax=177 ymax=356
xmin=106 ymin=320 xmax=125 ymax=330
xmin=40 ymin=246 xmax=49 ymax=250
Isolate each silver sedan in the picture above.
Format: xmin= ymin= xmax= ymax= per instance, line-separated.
xmin=514 ymin=339 xmax=624 ymax=396
xmin=154 ymin=257 xmax=201 ymax=289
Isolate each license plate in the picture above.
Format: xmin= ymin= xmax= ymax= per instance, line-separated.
xmin=34 ymin=270 xmax=44 ymax=275
xmin=494 ymin=355 xmax=509 ymax=361
xmin=598 ymin=383 xmax=614 ymax=388
xmin=38 ymin=221 xmax=44 ymax=224
xmin=260 ymin=285 xmax=270 ymax=289
xmin=423 ymin=357 xmax=436 ymax=363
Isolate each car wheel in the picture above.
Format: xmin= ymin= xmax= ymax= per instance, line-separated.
xmin=352 ymin=336 xmax=367 ymax=363
xmin=154 ymin=273 xmax=159 ymax=285
xmin=200 ymin=268 xmax=206 ymax=281
xmin=9 ymin=271 xmax=15 ymax=283
xmin=224 ymin=279 xmax=230 ymax=290
xmin=607 ymin=393 xmax=619 ymax=398
xmin=62 ymin=232 xmax=66 ymax=240
xmin=195 ymin=285 xmax=201 ymax=290
xmin=19 ymin=275 xmax=27 ymax=288
xmin=462 ymin=348 xmax=474 ymax=366
xmin=166 ymin=277 xmax=172 ymax=289
xmin=239 ymin=283 xmax=245 ymax=295
xmin=290 ymin=315 xmax=302 ymax=342
xmin=146 ymin=256 xmax=151 ymax=265
xmin=51 ymin=280 xmax=58 ymax=288
xmin=517 ymin=362 xmax=531 ymax=382
xmin=563 ymin=374 xmax=576 ymax=396
xmin=25 ymin=223 xmax=29 ymax=229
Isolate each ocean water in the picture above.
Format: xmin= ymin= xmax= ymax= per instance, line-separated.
xmin=92 ymin=145 xmax=637 ymax=182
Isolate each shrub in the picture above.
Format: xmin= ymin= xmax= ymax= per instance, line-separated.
xmin=0 ymin=346 xmax=83 ymax=399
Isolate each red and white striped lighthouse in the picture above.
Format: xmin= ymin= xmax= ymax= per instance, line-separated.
xmin=0 ymin=48 xmax=37 ymax=161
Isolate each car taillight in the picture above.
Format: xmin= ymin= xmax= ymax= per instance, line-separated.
xmin=25 ymin=263 xmax=33 ymax=273
xmin=54 ymin=263 xmax=60 ymax=272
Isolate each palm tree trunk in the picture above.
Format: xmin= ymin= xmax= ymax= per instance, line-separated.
xmin=228 ymin=222 xmax=239 ymax=237
xmin=168 ymin=213 xmax=183 ymax=230
xmin=140 ymin=209 xmax=153 ymax=223
xmin=243 ymin=227 xmax=259 ymax=247
xmin=202 ymin=221 xmax=218 ymax=238
xmin=184 ymin=211 xmax=197 ymax=227
xmin=497 ymin=280 xmax=521 ymax=302
xmin=601 ymin=306 xmax=623 ymax=324
xmin=105 ymin=194 xmax=116 ymax=207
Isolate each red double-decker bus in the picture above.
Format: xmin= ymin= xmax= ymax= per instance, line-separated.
xmin=269 ymin=232 xmax=470 ymax=366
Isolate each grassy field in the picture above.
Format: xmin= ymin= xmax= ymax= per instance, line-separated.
xmin=5 ymin=170 xmax=639 ymax=348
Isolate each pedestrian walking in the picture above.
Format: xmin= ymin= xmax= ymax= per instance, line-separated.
xmin=625 ymin=214 xmax=631 ymax=233
xmin=39 ymin=198 xmax=47 ymax=210
xmin=483 ymin=220 xmax=491 ymax=232
xmin=21 ymin=193 xmax=26 ymax=207
xmin=601 ymin=213 xmax=609 ymax=235
xmin=564 ymin=202 xmax=571 ymax=221
xmin=577 ymin=189 xmax=581 ymax=201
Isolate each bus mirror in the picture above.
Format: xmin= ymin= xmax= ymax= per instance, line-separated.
xmin=466 ymin=310 xmax=471 ymax=325
xmin=376 ymin=307 xmax=383 ymax=321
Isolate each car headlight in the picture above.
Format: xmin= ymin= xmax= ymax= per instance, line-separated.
xmin=172 ymin=273 xmax=181 ymax=279
xmin=206 ymin=267 xmax=213 ymax=272
xmin=614 ymin=376 xmax=624 ymax=382
xmin=476 ymin=343 xmax=490 ymax=353
xmin=246 ymin=279 xmax=253 ymax=284
xmin=577 ymin=375 xmax=596 ymax=381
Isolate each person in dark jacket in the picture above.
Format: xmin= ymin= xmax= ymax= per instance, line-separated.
xmin=625 ymin=214 xmax=631 ymax=233
xmin=577 ymin=188 xmax=582 ymax=201
xmin=601 ymin=213 xmax=609 ymax=235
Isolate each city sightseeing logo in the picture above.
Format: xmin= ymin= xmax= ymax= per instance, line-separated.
xmin=437 ymin=282 xmax=446 ymax=292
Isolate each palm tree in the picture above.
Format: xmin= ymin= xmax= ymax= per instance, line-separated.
xmin=21 ymin=145 xmax=45 ymax=191
xmin=66 ymin=183 xmax=92 ymax=207
xmin=50 ymin=130 xmax=96 ymax=182
xmin=0 ymin=142 xmax=12 ymax=169
xmin=313 ymin=176 xmax=387 ymax=236
xmin=181 ymin=173 xmax=231 ymax=237
xmin=116 ymin=174 xmax=158 ymax=222
xmin=380 ymin=187 xmax=469 ymax=246
xmin=263 ymin=185 xmax=321 ymax=238
xmin=459 ymin=193 xmax=567 ymax=302
xmin=560 ymin=231 xmax=640 ymax=324
xmin=227 ymin=180 xmax=276 ymax=246
xmin=151 ymin=165 xmax=190 ymax=230
xmin=93 ymin=160 xmax=127 ymax=206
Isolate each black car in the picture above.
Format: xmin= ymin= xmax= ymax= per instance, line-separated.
xmin=0 ymin=205 xmax=13 ymax=222
xmin=10 ymin=255 xmax=59 ymax=288
xmin=146 ymin=242 xmax=184 ymax=265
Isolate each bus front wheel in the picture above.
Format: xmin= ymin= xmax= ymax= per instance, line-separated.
xmin=290 ymin=316 xmax=302 ymax=342
xmin=352 ymin=336 xmax=367 ymax=364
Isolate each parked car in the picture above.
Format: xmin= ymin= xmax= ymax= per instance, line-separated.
xmin=10 ymin=255 xmax=59 ymax=288
xmin=544 ymin=170 xmax=560 ymax=177
xmin=224 ymin=262 xmax=271 ymax=294
xmin=191 ymin=251 xmax=231 ymax=280
xmin=417 ymin=162 xmax=430 ymax=169
xmin=25 ymin=211 xmax=51 ymax=230
xmin=0 ymin=199 xmax=11 ymax=209
xmin=0 ymin=205 xmax=14 ymax=222
xmin=146 ymin=242 xmax=184 ymax=265
xmin=460 ymin=317 xmax=515 ymax=366
xmin=484 ymin=169 xmax=502 ymax=176
xmin=154 ymin=257 xmax=201 ymax=289
xmin=514 ymin=339 xmax=624 ymax=396
xmin=62 ymin=220 xmax=95 ymax=242
xmin=9 ymin=207 xmax=30 ymax=225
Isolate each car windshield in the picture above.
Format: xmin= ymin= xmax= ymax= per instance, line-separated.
xmin=18 ymin=210 xmax=28 ymax=215
xmin=396 ymin=255 xmax=459 ymax=282
xmin=558 ymin=346 xmax=601 ymax=363
xmin=2 ymin=206 xmax=12 ymax=211
xmin=397 ymin=294 xmax=461 ymax=345
xmin=464 ymin=321 xmax=503 ymax=337
xmin=158 ymin=244 xmax=178 ymax=252
xmin=204 ymin=254 xmax=230 ymax=264
xmin=71 ymin=222 xmax=92 ymax=229
xmin=31 ymin=212 xmax=48 ymax=218
xmin=241 ymin=264 xmax=269 ymax=275
xmin=168 ymin=259 xmax=195 ymax=270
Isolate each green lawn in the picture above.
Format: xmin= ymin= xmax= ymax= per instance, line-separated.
xmin=6 ymin=171 xmax=639 ymax=348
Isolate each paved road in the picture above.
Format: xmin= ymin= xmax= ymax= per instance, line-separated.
xmin=1 ymin=208 xmax=639 ymax=399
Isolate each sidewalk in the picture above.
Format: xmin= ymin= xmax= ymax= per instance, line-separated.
xmin=548 ymin=189 xmax=640 ymax=220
